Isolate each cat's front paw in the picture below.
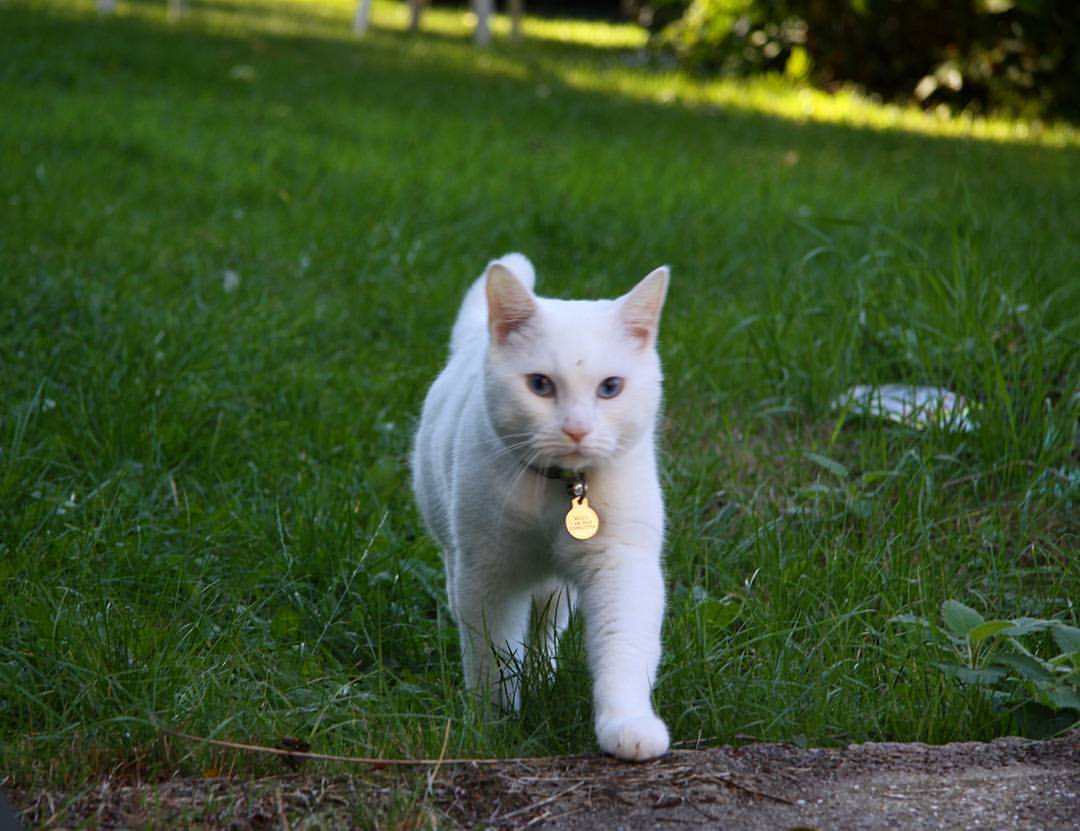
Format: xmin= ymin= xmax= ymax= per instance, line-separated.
xmin=596 ymin=714 xmax=670 ymax=761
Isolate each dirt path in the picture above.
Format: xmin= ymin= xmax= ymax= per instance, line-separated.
xmin=12 ymin=732 xmax=1079 ymax=829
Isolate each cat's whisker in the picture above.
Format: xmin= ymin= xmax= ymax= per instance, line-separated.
xmin=460 ymin=432 xmax=536 ymax=463
xmin=498 ymin=446 xmax=546 ymax=511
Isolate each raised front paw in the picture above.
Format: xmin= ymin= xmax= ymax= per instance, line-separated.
xmin=596 ymin=714 xmax=670 ymax=761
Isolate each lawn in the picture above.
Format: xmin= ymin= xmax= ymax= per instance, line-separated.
xmin=1 ymin=0 xmax=1078 ymax=794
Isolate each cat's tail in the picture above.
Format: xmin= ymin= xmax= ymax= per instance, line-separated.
xmin=451 ymin=253 xmax=535 ymax=353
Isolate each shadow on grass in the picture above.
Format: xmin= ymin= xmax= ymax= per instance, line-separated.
xmin=4 ymin=0 xmax=1078 ymax=163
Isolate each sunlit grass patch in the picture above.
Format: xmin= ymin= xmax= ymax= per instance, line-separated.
xmin=23 ymin=0 xmax=1078 ymax=146
xmin=548 ymin=63 xmax=1078 ymax=147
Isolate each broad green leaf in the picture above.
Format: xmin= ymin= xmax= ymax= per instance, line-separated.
xmin=1049 ymin=652 xmax=1080 ymax=671
xmin=1047 ymin=686 xmax=1080 ymax=711
xmin=1000 ymin=618 xmax=1055 ymax=637
xmin=942 ymin=600 xmax=983 ymax=637
xmin=935 ymin=662 xmax=1007 ymax=685
xmin=700 ymin=598 xmax=742 ymax=630
xmin=968 ymin=620 xmax=1013 ymax=644
xmin=1051 ymin=623 xmax=1080 ymax=655
xmin=803 ymin=451 xmax=849 ymax=479
xmin=890 ymin=613 xmax=929 ymax=626
xmin=993 ymin=654 xmax=1056 ymax=683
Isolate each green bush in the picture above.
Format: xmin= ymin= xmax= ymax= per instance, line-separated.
xmin=655 ymin=0 xmax=1080 ymax=117
xmin=896 ymin=601 xmax=1080 ymax=738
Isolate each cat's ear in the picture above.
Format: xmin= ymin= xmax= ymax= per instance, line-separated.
xmin=486 ymin=262 xmax=537 ymax=344
xmin=618 ymin=266 xmax=669 ymax=347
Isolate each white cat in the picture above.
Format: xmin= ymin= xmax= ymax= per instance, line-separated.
xmin=412 ymin=253 xmax=670 ymax=761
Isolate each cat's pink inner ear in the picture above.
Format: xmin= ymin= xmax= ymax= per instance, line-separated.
xmin=486 ymin=263 xmax=536 ymax=343
xmin=619 ymin=266 xmax=669 ymax=346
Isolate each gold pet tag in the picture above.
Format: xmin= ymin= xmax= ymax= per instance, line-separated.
xmin=565 ymin=496 xmax=600 ymax=540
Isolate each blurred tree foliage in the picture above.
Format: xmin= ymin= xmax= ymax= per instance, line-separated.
xmin=633 ymin=0 xmax=1079 ymax=117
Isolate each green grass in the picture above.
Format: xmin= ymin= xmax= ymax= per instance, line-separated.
xmin=1 ymin=0 xmax=1078 ymax=790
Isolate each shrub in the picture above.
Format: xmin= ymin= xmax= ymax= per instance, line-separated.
xmin=896 ymin=601 xmax=1080 ymax=738
xmin=654 ymin=0 xmax=1080 ymax=117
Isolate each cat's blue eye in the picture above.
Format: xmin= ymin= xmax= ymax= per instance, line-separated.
xmin=597 ymin=377 xmax=624 ymax=399
xmin=526 ymin=373 xmax=556 ymax=398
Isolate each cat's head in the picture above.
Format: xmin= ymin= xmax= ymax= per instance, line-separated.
xmin=483 ymin=254 xmax=669 ymax=472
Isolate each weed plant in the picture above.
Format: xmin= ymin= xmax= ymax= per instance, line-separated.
xmin=1 ymin=0 xmax=1077 ymax=789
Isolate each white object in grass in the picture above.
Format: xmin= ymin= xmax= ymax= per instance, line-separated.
xmin=832 ymin=385 xmax=976 ymax=432
xmin=222 ymin=270 xmax=240 ymax=293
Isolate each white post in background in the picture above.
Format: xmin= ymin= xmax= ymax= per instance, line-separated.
xmin=167 ymin=0 xmax=185 ymax=21
xmin=509 ymin=0 xmax=523 ymax=42
xmin=354 ymin=0 xmax=372 ymax=34
xmin=407 ymin=0 xmax=423 ymax=32
xmin=353 ymin=0 xmax=510 ymax=44
xmin=97 ymin=0 xmax=116 ymax=14
xmin=473 ymin=0 xmax=492 ymax=45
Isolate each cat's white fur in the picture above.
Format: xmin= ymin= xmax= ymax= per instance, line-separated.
xmin=412 ymin=253 xmax=670 ymax=761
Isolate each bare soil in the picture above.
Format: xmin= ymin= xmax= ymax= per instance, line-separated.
xmin=11 ymin=732 xmax=1079 ymax=830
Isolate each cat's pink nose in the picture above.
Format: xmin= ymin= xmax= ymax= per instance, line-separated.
xmin=563 ymin=427 xmax=589 ymax=445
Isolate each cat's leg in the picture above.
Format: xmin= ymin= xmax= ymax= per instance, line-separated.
xmin=452 ymin=575 xmax=531 ymax=712
xmin=576 ymin=554 xmax=669 ymax=761
xmin=530 ymin=580 xmax=575 ymax=672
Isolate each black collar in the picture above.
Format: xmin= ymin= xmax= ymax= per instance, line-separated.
xmin=526 ymin=464 xmax=588 ymax=497
xmin=528 ymin=464 xmax=578 ymax=481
